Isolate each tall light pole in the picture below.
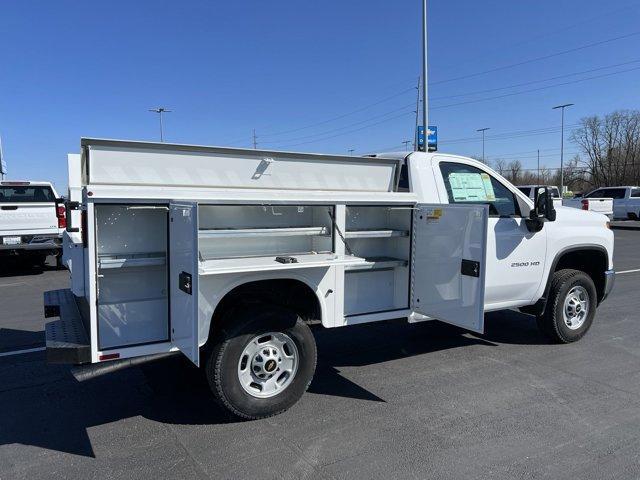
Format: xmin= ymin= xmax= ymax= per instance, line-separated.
xmin=421 ymin=0 xmax=429 ymax=149
xmin=149 ymin=107 xmax=171 ymax=142
xmin=477 ymin=127 xmax=490 ymax=163
xmin=552 ymin=103 xmax=574 ymax=194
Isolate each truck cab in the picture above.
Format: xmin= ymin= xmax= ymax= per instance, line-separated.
xmin=399 ymin=152 xmax=614 ymax=312
xmin=44 ymin=140 xmax=615 ymax=420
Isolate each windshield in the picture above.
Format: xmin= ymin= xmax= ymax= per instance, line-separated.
xmin=0 ymin=185 xmax=55 ymax=203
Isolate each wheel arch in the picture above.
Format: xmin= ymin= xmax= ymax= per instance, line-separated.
xmin=524 ymin=245 xmax=609 ymax=316
xmin=202 ymin=276 xmax=324 ymax=349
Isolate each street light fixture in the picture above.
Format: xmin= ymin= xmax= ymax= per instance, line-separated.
xmin=552 ymin=103 xmax=574 ymax=195
xmin=149 ymin=107 xmax=171 ymax=142
xmin=477 ymin=127 xmax=490 ymax=163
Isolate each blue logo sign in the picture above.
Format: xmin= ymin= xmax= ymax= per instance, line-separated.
xmin=417 ymin=126 xmax=437 ymax=151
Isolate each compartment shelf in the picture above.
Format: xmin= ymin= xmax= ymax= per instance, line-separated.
xmin=199 ymin=226 xmax=330 ymax=239
xmin=98 ymin=252 xmax=166 ymax=269
xmin=345 ymin=229 xmax=408 ymax=239
xmin=199 ymin=253 xmax=367 ymax=276
xmin=345 ymin=256 xmax=408 ymax=272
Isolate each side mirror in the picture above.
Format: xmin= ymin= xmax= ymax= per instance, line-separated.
xmin=525 ymin=187 xmax=556 ymax=232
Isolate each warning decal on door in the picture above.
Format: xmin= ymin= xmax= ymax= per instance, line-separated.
xmin=425 ymin=208 xmax=443 ymax=223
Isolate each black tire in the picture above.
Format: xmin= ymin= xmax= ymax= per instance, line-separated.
xmin=31 ymin=254 xmax=47 ymax=267
xmin=55 ymin=253 xmax=65 ymax=270
xmin=205 ymin=305 xmax=317 ymax=420
xmin=537 ymin=269 xmax=597 ymax=343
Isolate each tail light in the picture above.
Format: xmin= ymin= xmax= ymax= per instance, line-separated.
xmin=56 ymin=204 xmax=67 ymax=228
xmin=581 ymin=199 xmax=589 ymax=211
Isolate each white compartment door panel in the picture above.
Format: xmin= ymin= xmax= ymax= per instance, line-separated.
xmin=411 ymin=204 xmax=488 ymax=333
xmin=170 ymin=202 xmax=200 ymax=366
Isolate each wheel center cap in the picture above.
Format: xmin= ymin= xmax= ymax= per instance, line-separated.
xmin=265 ymin=359 xmax=277 ymax=372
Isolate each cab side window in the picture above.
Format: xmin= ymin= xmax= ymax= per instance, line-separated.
xmin=439 ymin=162 xmax=520 ymax=217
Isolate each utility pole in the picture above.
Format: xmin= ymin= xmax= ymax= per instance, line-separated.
xmin=413 ymin=76 xmax=421 ymax=150
xmin=252 ymin=129 xmax=258 ymax=149
xmin=402 ymin=140 xmax=412 ymax=151
xmin=537 ymin=149 xmax=540 ymax=184
xmin=0 ymin=136 xmax=5 ymax=181
xmin=477 ymin=127 xmax=490 ymax=163
xmin=148 ymin=107 xmax=171 ymax=142
xmin=348 ymin=149 xmax=355 ymax=155
xmin=421 ymin=0 xmax=429 ymax=149
xmin=552 ymin=103 xmax=574 ymax=195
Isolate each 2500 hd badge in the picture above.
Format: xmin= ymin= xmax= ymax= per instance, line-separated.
xmin=511 ymin=261 xmax=541 ymax=268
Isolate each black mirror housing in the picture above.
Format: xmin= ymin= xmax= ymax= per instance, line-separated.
xmin=526 ymin=186 xmax=556 ymax=232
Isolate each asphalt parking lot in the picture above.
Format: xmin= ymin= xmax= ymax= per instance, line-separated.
xmin=1 ymin=229 xmax=639 ymax=480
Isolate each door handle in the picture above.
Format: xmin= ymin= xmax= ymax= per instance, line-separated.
xmin=461 ymin=259 xmax=480 ymax=278
xmin=179 ymin=272 xmax=192 ymax=295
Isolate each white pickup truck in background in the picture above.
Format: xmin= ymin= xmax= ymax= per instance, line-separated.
xmin=0 ymin=181 xmax=66 ymax=266
xmin=562 ymin=190 xmax=614 ymax=219
xmin=578 ymin=186 xmax=640 ymax=220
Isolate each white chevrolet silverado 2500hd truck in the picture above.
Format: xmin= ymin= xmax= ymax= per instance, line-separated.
xmin=44 ymin=139 xmax=615 ymax=419
xmin=0 ymin=181 xmax=65 ymax=266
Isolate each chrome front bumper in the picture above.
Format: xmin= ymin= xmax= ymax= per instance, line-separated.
xmin=602 ymin=269 xmax=615 ymax=303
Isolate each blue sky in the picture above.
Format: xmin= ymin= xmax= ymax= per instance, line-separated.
xmin=1 ymin=0 xmax=639 ymax=191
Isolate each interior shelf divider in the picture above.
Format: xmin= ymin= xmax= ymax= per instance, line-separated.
xmin=345 ymin=256 xmax=408 ymax=272
xmin=345 ymin=229 xmax=408 ymax=239
xmin=199 ymin=226 xmax=330 ymax=239
xmin=97 ymin=252 xmax=166 ymax=269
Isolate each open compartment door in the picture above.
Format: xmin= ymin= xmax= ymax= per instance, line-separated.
xmin=411 ymin=204 xmax=488 ymax=333
xmin=169 ymin=202 xmax=200 ymax=366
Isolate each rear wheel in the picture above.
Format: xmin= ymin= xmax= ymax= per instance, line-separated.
xmin=537 ymin=269 xmax=597 ymax=343
xmin=205 ymin=305 xmax=317 ymax=420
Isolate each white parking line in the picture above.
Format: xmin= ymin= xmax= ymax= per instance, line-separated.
xmin=0 ymin=346 xmax=45 ymax=358
xmin=617 ymin=268 xmax=640 ymax=275
xmin=0 ymin=282 xmax=26 ymax=288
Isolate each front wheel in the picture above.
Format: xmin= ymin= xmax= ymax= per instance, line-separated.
xmin=205 ymin=305 xmax=317 ymax=420
xmin=537 ymin=269 xmax=597 ymax=343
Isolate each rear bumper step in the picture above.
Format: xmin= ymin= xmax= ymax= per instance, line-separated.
xmin=44 ymin=289 xmax=90 ymax=364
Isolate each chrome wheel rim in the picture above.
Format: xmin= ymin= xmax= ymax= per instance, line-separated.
xmin=563 ymin=286 xmax=589 ymax=330
xmin=237 ymin=332 xmax=299 ymax=399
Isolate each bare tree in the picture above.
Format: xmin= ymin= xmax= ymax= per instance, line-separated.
xmin=506 ymin=160 xmax=522 ymax=184
xmin=570 ymin=110 xmax=640 ymax=187
xmin=493 ymin=158 xmax=507 ymax=177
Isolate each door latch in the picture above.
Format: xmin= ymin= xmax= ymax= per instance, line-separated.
xmin=179 ymin=271 xmax=192 ymax=295
xmin=461 ymin=259 xmax=480 ymax=278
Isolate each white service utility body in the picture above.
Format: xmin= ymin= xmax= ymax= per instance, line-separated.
xmin=45 ymin=138 xmax=615 ymax=419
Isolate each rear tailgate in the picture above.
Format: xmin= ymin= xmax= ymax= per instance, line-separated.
xmin=0 ymin=183 xmax=61 ymax=236
xmin=0 ymin=202 xmax=59 ymax=234
xmin=585 ymin=198 xmax=614 ymax=215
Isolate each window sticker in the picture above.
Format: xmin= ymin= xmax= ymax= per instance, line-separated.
xmin=448 ymin=172 xmax=495 ymax=202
